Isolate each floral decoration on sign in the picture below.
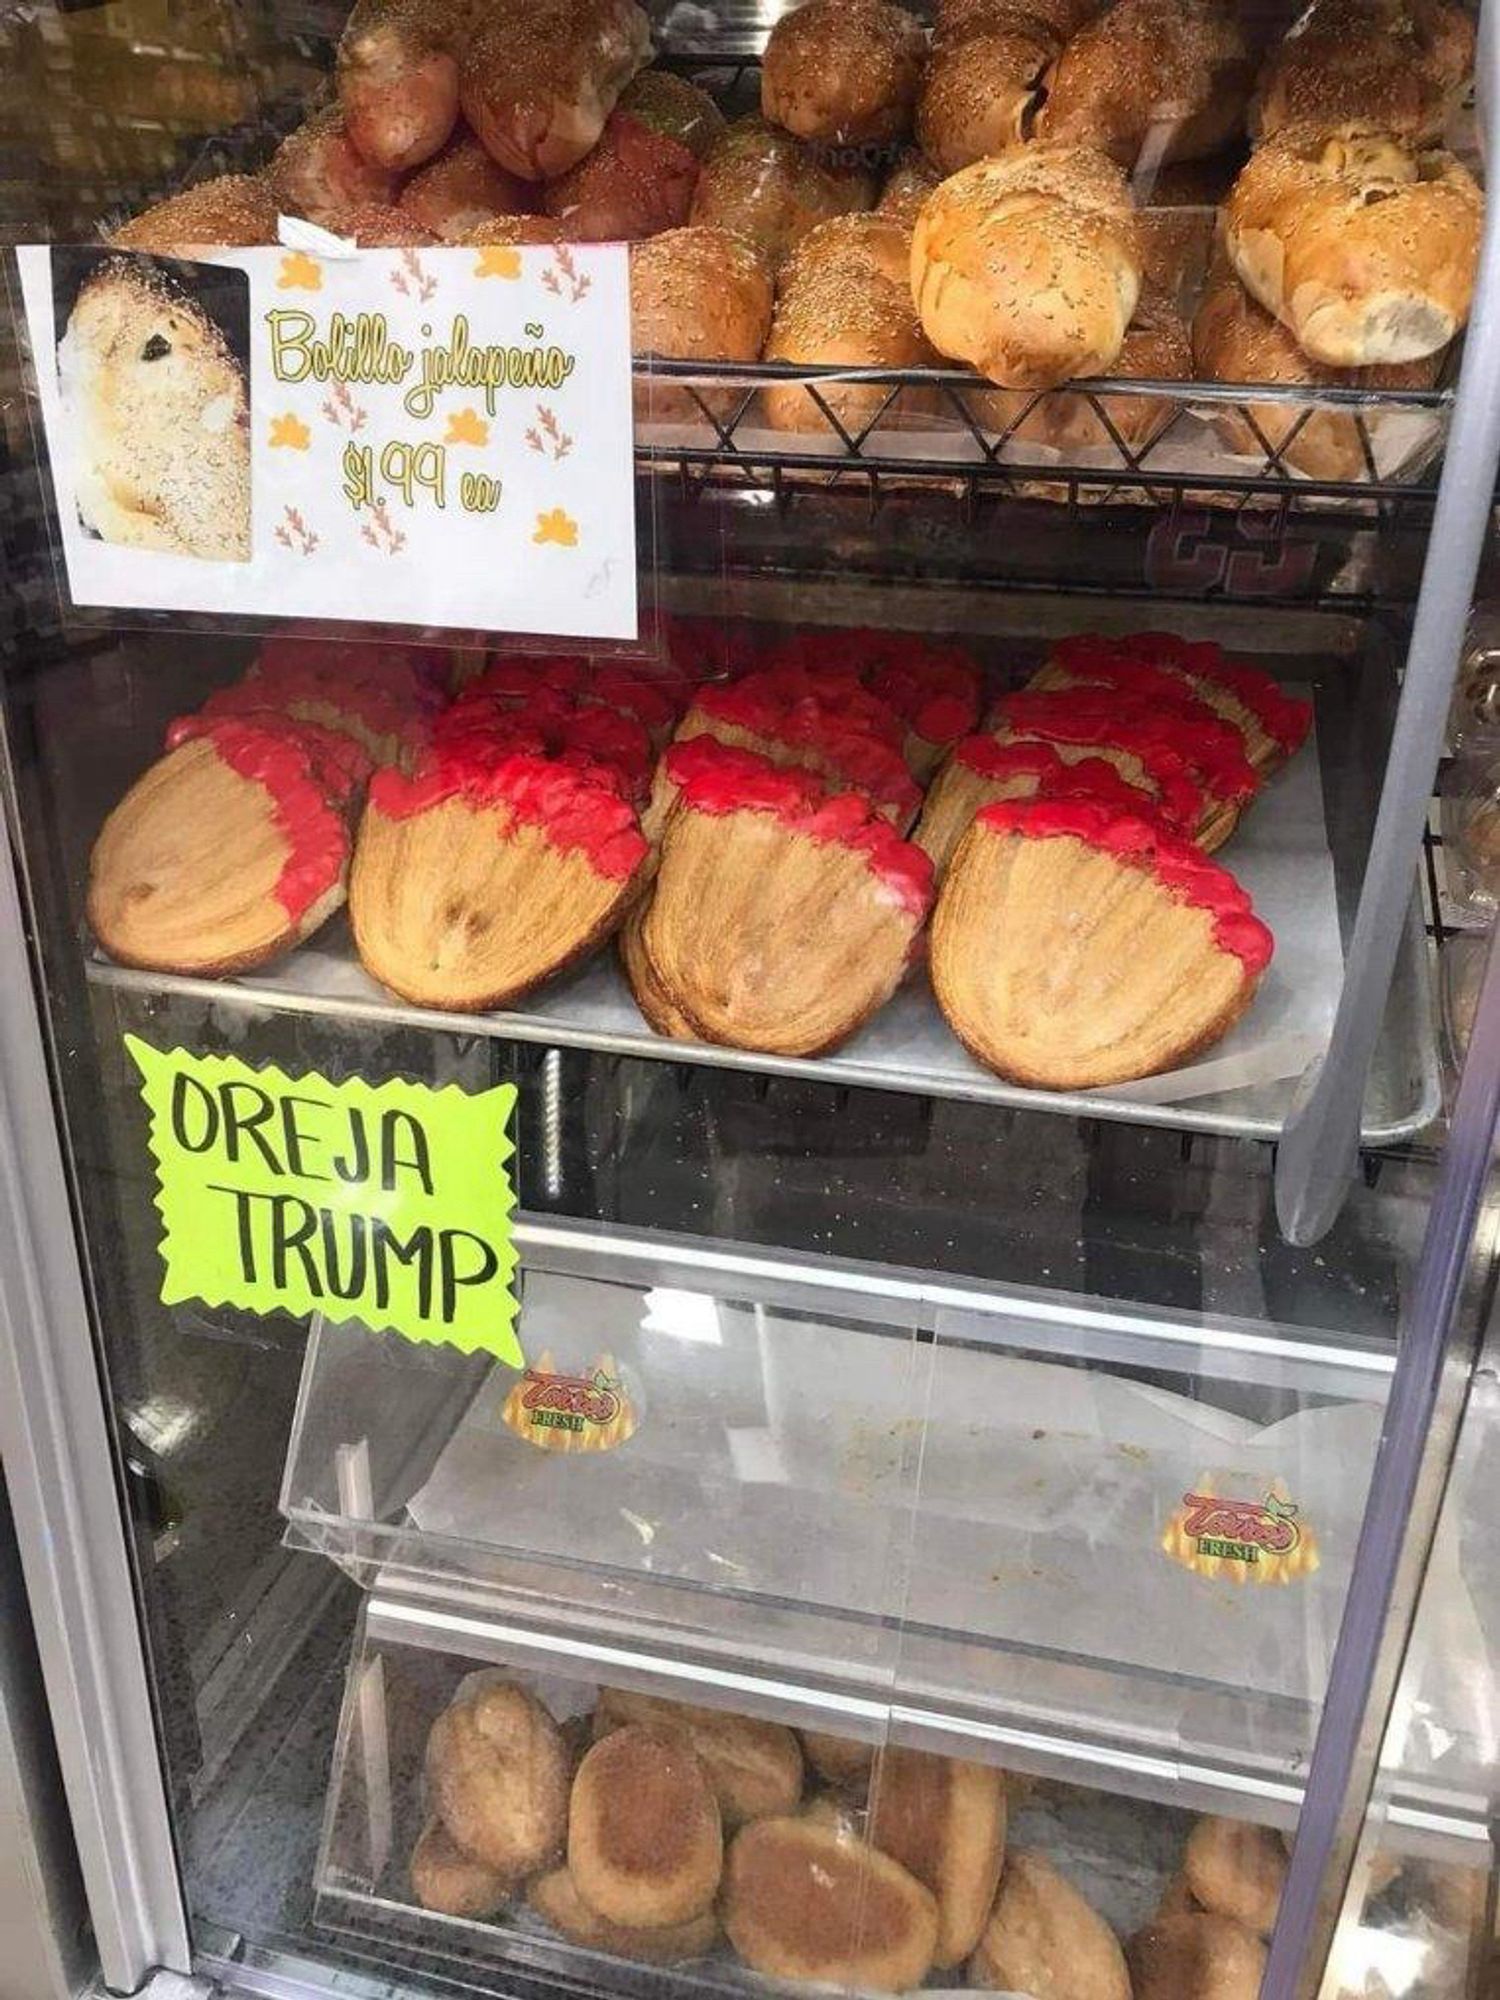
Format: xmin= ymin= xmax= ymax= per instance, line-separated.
xmin=445 ymin=407 xmax=490 ymax=447
xmin=268 ymin=412 xmax=310 ymax=450
xmin=474 ymin=245 xmax=522 ymax=280
xmin=541 ymin=245 xmax=590 ymax=305
xmin=524 ymin=404 xmax=572 ymax=462
xmin=277 ymin=251 xmax=322 ymax=292
xmin=361 ymin=498 xmax=407 ymax=556
xmin=322 ymin=381 xmax=368 ymax=434
xmin=533 ymin=507 xmax=578 ymax=547
xmin=275 ymin=506 xmax=318 ymax=556
xmin=391 ymin=249 xmax=436 ymax=303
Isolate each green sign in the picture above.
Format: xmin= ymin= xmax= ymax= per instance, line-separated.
xmin=126 ymin=1037 xmax=520 ymax=1363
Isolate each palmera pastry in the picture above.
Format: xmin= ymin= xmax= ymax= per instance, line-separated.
xmin=864 ymin=641 xmax=984 ymax=780
xmin=398 ymin=134 xmax=535 ymax=240
xmin=642 ymin=741 xmax=933 ymax=1057
xmin=1223 ymin=126 xmax=1482 ymax=368
xmin=592 ymin=1688 xmax=804 ymax=1827
xmin=88 ymin=720 xmax=356 ymax=977
xmin=1037 ymin=0 xmax=1253 ymax=166
xmin=1254 ymin=0 xmax=1475 ymax=144
xmin=912 ymin=146 xmax=1141 ymax=390
xmin=543 ymin=71 xmax=724 ymax=241
xmin=931 ymin=798 xmax=1273 ymax=1089
xmin=195 ymin=642 xmax=440 ymax=769
xmin=410 ymin=1817 xmax=511 ymax=1918
xmin=433 ymin=683 xmax=654 ymax=802
xmin=268 ymin=108 xmax=401 ymax=229
xmin=981 ymin=696 xmax=1202 ymax=838
xmin=111 ymin=173 xmax=279 ymax=252
xmin=916 ymin=736 xmax=1156 ymax=881
xmin=350 ymin=749 xmax=648 ymax=1010
xmin=631 ymin=226 xmax=774 ymax=423
xmin=568 ymin=1724 xmax=723 ymax=1928
xmin=970 ymin=1849 xmax=1130 ymax=1999
xmin=1184 ymin=1816 xmax=1287 ymax=1938
xmin=690 ymin=117 xmax=875 ymax=272
xmin=528 ymin=1867 xmax=719 ymax=1962
xmin=723 ymin=1814 xmax=939 ymax=1990
xmin=761 ymin=0 xmax=926 ymax=146
xmin=1128 ymin=1911 xmax=1268 ymax=1999
xmin=619 ymin=905 xmax=694 ymax=1036
xmin=460 ymin=0 xmax=652 ymax=180
xmin=869 ymin=1747 xmax=1007 ymax=1967
xmin=425 ymin=1681 xmax=571 ymax=1879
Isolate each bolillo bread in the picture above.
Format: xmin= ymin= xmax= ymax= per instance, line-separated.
xmin=1036 ymin=0 xmax=1253 ymax=166
xmin=690 ymin=115 xmax=875 ymax=271
xmin=398 ymin=133 xmax=534 ymax=240
xmin=459 ymin=0 xmax=652 ymax=180
xmin=1254 ymin=0 xmax=1476 ymax=144
xmin=268 ymin=110 xmax=400 ymax=228
xmin=631 ymin=226 xmax=774 ymax=423
xmin=970 ymin=1850 xmax=1131 ymax=1999
xmin=762 ymin=0 xmax=927 ymax=146
xmin=868 ymin=1747 xmax=1007 ymax=1967
xmin=916 ymin=8 xmax=1060 ymax=175
xmin=111 ymin=173 xmax=278 ymax=253
xmin=878 ymin=147 xmax=943 ymax=227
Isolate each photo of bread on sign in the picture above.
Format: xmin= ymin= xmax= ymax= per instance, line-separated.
xmin=52 ymin=245 xmax=252 ymax=564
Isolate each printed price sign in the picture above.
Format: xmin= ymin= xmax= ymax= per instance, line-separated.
xmin=126 ymin=1038 xmax=520 ymax=1363
xmin=15 ymin=240 xmax=636 ymax=639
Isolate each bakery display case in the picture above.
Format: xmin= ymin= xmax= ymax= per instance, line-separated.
xmin=2 ymin=2 xmax=1500 ymax=1999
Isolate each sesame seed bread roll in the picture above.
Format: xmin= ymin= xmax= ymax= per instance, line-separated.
xmin=398 ymin=133 xmax=534 ymax=239
xmin=868 ymin=1747 xmax=1007 ymax=1967
xmin=268 ymin=108 xmax=400 ymax=229
xmin=911 ymin=145 xmax=1141 ymax=389
xmin=336 ymin=0 xmax=470 ymax=170
xmin=1128 ymin=1911 xmax=1268 ymax=1999
xmin=934 ymin=0 xmax=1097 ymax=37
xmin=111 ymin=174 xmax=278 ymax=252
xmin=761 ymin=0 xmax=927 ymax=146
xmin=878 ymin=147 xmax=943 ymax=227
xmin=568 ymin=1725 xmax=723 ymax=1928
xmin=1254 ymin=0 xmax=1475 ymax=144
xmin=916 ymin=10 xmax=1060 ymax=174
xmin=459 ymin=0 xmax=652 ymax=180
xmin=763 ymin=213 xmax=939 ymax=432
xmin=969 ymin=1850 xmax=1131 ymax=1999
xmin=1223 ymin=124 xmax=1481 ymax=365
xmin=1192 ymin=251 xmax=1440 ymax=481
xmin=528 ymin=1867 xmax=720 ymax=1961
xmin=424 ymin=1683 xmax=571 ymax=1879
xmin=975 ymin=283 xmax=1190 ymax=448
xmin=323 ymin=200 xmax=441 ymax=245
xmin=690 ymin=116 xmax=876 ymax=271
xmin=630 ymin=225 xmax=774 ymax=422
xmin=1037 ymin=0 xmax=1254 ymax=167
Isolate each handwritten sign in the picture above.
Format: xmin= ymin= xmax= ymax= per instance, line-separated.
xmin=126 ymin=1038 xmax=520 ymax=1363
xmin=15 ymin=241 xmax=635 ymax=639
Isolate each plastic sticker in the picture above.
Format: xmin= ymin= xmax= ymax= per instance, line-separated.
xmin=1162 ymin=1482 xmax=1320 ymax=1585
xmin=500 ymin=1349 xmax=639 ymax=1453
xmin=125 ymin=1037 xmax=520 ymax=1363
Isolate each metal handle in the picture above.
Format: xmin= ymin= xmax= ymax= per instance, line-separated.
xmin=1275 ymin=19 xmax=1500 ymax=1245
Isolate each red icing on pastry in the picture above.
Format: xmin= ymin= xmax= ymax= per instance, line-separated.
xmin=975 ymin=797 xmax=1274 ymax=976
xmin=1117 ymin=632 xmax=1312 ymax=757
xmin=702 ymin=667 xmax=907 ymax=750
xmin=167 ymin=711 xmax=373 ymax=809
xmin=435 ymin=689 xmax=652 ymax=801
xmin=952 ymin=736 xmax=1160 ymax=815
xmin=588 ymin=668 xmax=682 ymax=732
xmin=370 ymin=749 xmax=647 ymax=880
xmin=690 ymin=674 xmax=920 ymax=820
xmin=985 ymin=708 xmax=1202 ymax=832
xmin=468 ymin=656 xmax=588 ymax=703
xmin=190 ymin=719 xmax=350 ymax=921
xmin=996 ymin=690 xmax=1257 ymax=808
xmin=255 ymin=638 xmax=448 ymax=709
xmin=1045 ymin=638 xmax=1197 ymax=709
xmin=665 ymin=739 xmax=934 ymax=917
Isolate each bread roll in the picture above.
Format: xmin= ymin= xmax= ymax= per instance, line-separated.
xmin=568 ymin=1725 xmax=723 ymax=1928
xmin=336 ymin=0 xmax=467 ymax=170
xmin=1254 ymin=0 xmax=1475 ymax=143
xmin=935 ymin=0 xmax=1097 ymax=37
xmin=425 ymin=1683 xmax=570 ymax=1879
xmin=762 ymin=0 xmax=927 ymax=145
xmin=1037 ymin=0 xmax=1253 ymax=166
xmin=916 ymin=11 xmax=1059 ymax=174
xmin=410 ymin=1817 xmax=510 ymax=1918
xmin=111 ymin=174 xmax=278 ymax=252
xmin=1223 ymin=125 xmax=1481 ymax=365
xmin=800 ymin=1729 xmax=876 ymax=1787
xmin=268 ymin=110 xmax=400 ymax=229
xmin=868 ymin=1747 xmax=1007 ymax=1967
xmin=631 ymin=226 xmax=774 ymax=422
xmin=543 ymin=71 xmax=722 ymax=241
xmin=459 ymin=0 xmax=652 ymax=180
xmin=398 ymin=134 xmax=534 ymax=239
xmin=325 ymin=201 xmax=440 ymax=245
xmin=1192 ymin=252 xmax=1440 ymax=480
xmin=764 ymin=213 xmax=938 ymax=431
xmin=723 ymin=1815 xmax=939 ymax=1990
xmin=690 ymin=116 xmax=876 ymax=270
xmin=591 ymin=1689 xmax=804 ymax=1826
xmin=975 ymin=283 xmax=1189 ymax=447
xmin=461 ymin=213 xmax=574 ymax=245
xmin=1128 ymin=1911 xmax=1268 ymax=1998
xmin=1183 ymin=1816 xmax=1286 ymax=1938
xmin=970 ymin=1850 xmax=1130 ymax=1999
xmin=528 ymin=1866 xmax=719 ymax=1961
xmin=911 ymin=145 xmax=1141 ymax=388
xmin=878 ymin=147 xmax=943 ymax=226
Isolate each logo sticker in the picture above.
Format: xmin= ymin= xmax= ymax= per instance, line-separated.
xmin=1162 ymin=1484 xmax=1319 ymax=1584
xmin=502 ymin=1349 xmax=638 ymax=1454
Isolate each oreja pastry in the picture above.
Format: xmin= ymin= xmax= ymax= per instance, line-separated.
xmin=912 ymin=146 xmax=1141 ymax=389
xmin=619 ymin=903 xmax=694 ymax=1036
xmin=1254 ymin=0 xmax=1476 ymax=144
xmin=592 ymin=1688 xmax=804 ymax=1826
xmin=631 ymin=226 xmax=774 ymax=422
xmin=1184 ymin=1816 xmax=1287 ymax=1938
xmin=528 ymin=1866 xmax=719 ymax=1961
xmin=410 ymin=1817 xmax=511 ymax=1918
xmin=205 ymin=639 xmax=442 ymax=768
xmin=724 ymin=1814 xmax=939 ymax=1990
xmin=969 ymin=1849 xmax=1130 ymax=1999
xmin=864 ymin=640 xmax=984 ymax=779
xmin=916 ymin=11 xmax=1059 ymax=174
xmin=60 ymin=259 xmax=250 ymax=562
xmin=761 ymin=0 xmax=926 ymax=145
xmin=1128 ymin=1911 xmax=1268 ymax=1998
xmin=110 ymin=173 xmax=279 ymax=252
xmin=982 ymin=694 xmax=1204 ymax=836
xmin=268 ymin=108 xmax=401 ymax=229
xmin=642 ymin=741 xmax=933 ymax=1057
xmin=568 ymin=1725 xmax=723 ymax=1928
xmin=88 ymin=721 xmax=353 ymax=976
xmin=398 ymin=134 xmax=535 ymax=239
xmin=916 ymin=735 xmax=1157 ymax=880
xmin=350 ymin=750 xmax=648 ymax=1009
xmin=1037 ymin=0 xmax=1253 ymax=165
xmin=800 ymin=1729 xmax=876 ymax=1788
xmin=690 ymin=116 xmax=875 ymax=271
xmin=869 ymin=1747 xmax=1007 ymax=1966
xmin=459 ymin=0 xmax=652 ymax=179
xmin=336 ymin=0 xmax=469 ymax=169
xmin=1223 ymin=126 xmax=1482 ymax=367
xmin=931 ymin=798 xmax=1273 ymax=1088
xmin=424 ymin=1682 xmax=570 ymax=1879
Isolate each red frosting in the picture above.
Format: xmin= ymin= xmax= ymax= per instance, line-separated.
xmin=703 ymin=666 xmax=908 ymax=751
xmin=974 ymin=797 xmax=1274 ymax=976
xmin=468 ymin=656 xmax=587 ymax=702
xmin=589 ymin=668 xmax=681 ymax=732
xmin=987 ymin=703 xmax=1202 ymax=832
xmin=185 ymin=718 xmax=350 ymax=921
xmin=691 ymin=674 xmax=920 ymax=820
xmin=996 ymin=690 xmax=1257 ymax=809
xmin=664 ymin=738 xmax=933 ymax=918
xmin=1045 ymin=638 xmax=1198 ymax=710
xmin=168 ymin=711 xmax=373 ymax=809
xmin=370 ymin=748 xmax=647 ymax=881
xmin=255 ymin=637 xmax=448 ymax=710
xmin=1117 ymin=632 xmax=1312 ymax=757
xmin=952 ymin=736 xmax=1160 ymax=816
xmin=435 ymin=689 xmax=652 ymax=801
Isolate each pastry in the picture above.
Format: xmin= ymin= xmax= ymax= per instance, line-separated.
xmin=969 ymin=1849 xmax=1130 ymax=1998
xmin=59 ymin=258 xmax=250 ymax=563
xmin=88 ymin=721 xmax=354 ymax=976
xmin=869 ymin=1747 xmax=1007 ymax=1966
xmin=434 ymin=680 xmax=654 ymax=801
xmin=642 ymin=740 xmax=933 ymax=1057
xmin=864 ymin=640 xmax=984 ymax=778
xmin=591 ymin=1689 xmax=804 ymax=1825
xmin=568 ymin=1724 xmax=723 ymax=1927
xmin=761 ymin=0 xmax=927 ymax=146
xmin=398 ymin=133 xmax=535 ymax=238
xmin=542 ymin=77 xmax=708 ymax=240
xmin=410 ymin=1816 xmax=511 ymax=1917
xmin=916 ymin=11 xmax=1059 ymax=173
xmin=1254 ymin=0 xmax=1476 ymax=144
xmin=619 ymin=902 xmax=695 ymax=1035
xmin=916 ymin=735 xmax=1157 ymax=880
xmin=1223 ymin=125 xmax=1482 ymax=367
xmin=1128 ymin=1911 xmax=1268 ymax=1998
xmin=350 ymin=749 xmax=648 ymax=1009
xmin=800 ymin=1730 xmax=876 ymax=1788
xmin=931 ymin=798 xmax=1273 ymax=1088
xmin=878 ymin=147 xmax=943 ymax=227
xmin=459 ymin=0 xmax=652 ymax=180
xmin=630 ymin=224 xmax=774 ymax=421
xmin=110 ymin=173 xmax=278 ymax=252
xmin=268 ymin=107 xmax=401 ymax=229
xmin=528 ymin=1866 xmax=719 ymax=1961
xmin=980 ymin=695 xmax=1202 ymax=835
xmin=1184 ymin=1815 xmax=1286 ymax=1937
xmin=723 ymin=1814 xmax=939 ymax=1990
xmin=1037 ymin=0 xmax=1253 ymax=165
xmin=689 ymin=116 xmax=875 ymax=271
xmin=911 ymin=145 xmax=1141 ymax=389
xmin=977 ymin=283 xmax=1190 ymax=450
xmin=202 ymin=639 xmax=442 ymax=768
xmin=425 ymin=1682 xmax=571 ymax=1879
xmin=336 ymin=0 xmax=470 ymax=170
xmin=763 ymin=213 xmax=939 ymax=434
